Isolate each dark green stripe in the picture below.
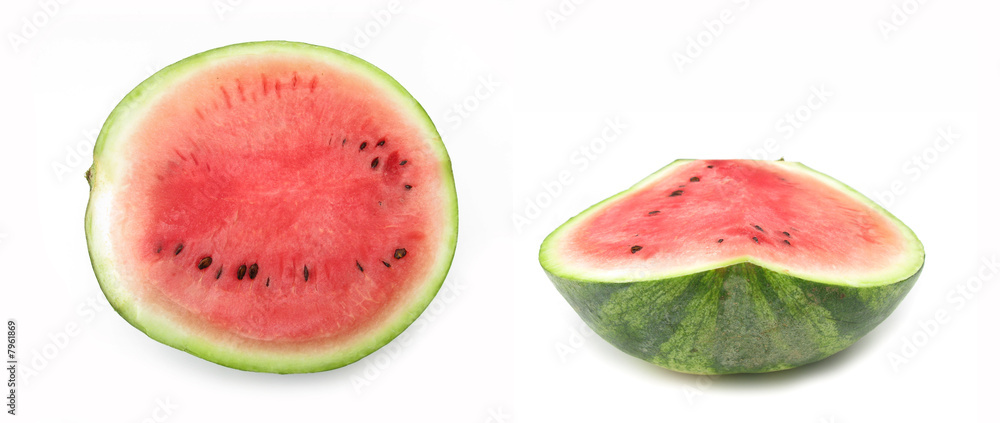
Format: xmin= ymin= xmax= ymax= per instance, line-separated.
xmin=547 ymin=261 xmax=922 ymax=374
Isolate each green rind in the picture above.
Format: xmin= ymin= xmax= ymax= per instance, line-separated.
xmin=546 ymin=261 xmax=922 ymax=374
xmin=85 ymin=41 xmax=458 ymax=373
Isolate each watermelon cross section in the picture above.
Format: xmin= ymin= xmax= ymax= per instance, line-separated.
xmin=86 ymin=41 xmax=458 ymax=373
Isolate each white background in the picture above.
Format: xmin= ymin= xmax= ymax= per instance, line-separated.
xmin=2 ymin=0 xmax=997 ymax=421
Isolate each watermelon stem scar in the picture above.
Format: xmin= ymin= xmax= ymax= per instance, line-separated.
xmin=85 ymin=41 xmax=457 ymax=373
xmin=540 ymin=159 xmax=924 ymax=375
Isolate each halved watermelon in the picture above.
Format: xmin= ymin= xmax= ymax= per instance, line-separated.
xmin=85 ymin=41 xmax=458 ymax=373
xmin=540 ymin=159 xmax=924 ymax=374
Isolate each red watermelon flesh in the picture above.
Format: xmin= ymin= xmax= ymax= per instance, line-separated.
xmin=549 ymin=160 xmax=916 ymax=285
xmin=86 ymin=42 xmax=457 ymax=373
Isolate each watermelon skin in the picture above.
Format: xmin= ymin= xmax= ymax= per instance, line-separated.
xmin=539 ymin=159 xmax=924 ymax=374
xmin=546 ymin=263 xmax=921 ymax=374
xmin=85 ymin=41 xmax=458 ymax=373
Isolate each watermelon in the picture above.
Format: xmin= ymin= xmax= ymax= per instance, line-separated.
xmin=539 ymin=159 xmax=924 ymax=374
xmin=85 ymin=41 xmax=458 ymax=373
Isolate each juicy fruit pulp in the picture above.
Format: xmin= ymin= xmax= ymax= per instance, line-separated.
xmin=86 ymin=41 xmax=457 ymax=373
xmin=540 ymin=159 xmax=923 ymax=374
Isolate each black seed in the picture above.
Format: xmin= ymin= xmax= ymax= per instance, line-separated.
xmin=359 ymin=141 xmax=368 ymax=151
xmin=717 ymin=239 xmax=724 ymax=243
xmin=371 ymin=157 xmax=379 ymax=169
xmin=752 ymin=237 xmax=759 ymax=244
xmin=266 ymin=278 xmax=270 ymax=287
xmin=404 ymin=184 xmax=412 ymax=190
xmin=342 ymin=138 xmax=346 ymax=146
xmin=215 ymin=267 xmax=222 ymax=280
xmin=630 ymin=245 xmax=643 ymax=254
xmin=679 ymin=185 xmax=687 ymax=188
xmin=648 ymin=210 xmax=661 ymax=215
xmin=303 ymin=265 xmax=310 ymax=282
xmin=400 ymin=160 xmax=408 ymax=165
xmin=383 ymin=261 xmax=391 ymax=268
xmin=155 ymin=245 xmax=162 ymax=253
xmin=174 ymin=244 xmax=184 ymax=255
xmin=782 ymin=231 xmax=791 ymax=237
xmin=783 ymin=240 xmax=792 ymax=246
xmin=670 ymin=190 xmax=683 ymax=197
xmin=356 ymin=261 xmax=364 ymax=272
xmin=394 ymin=248 xmax=407 ymax=259
xmin=377 ymin=139 xmax=385 ymax=147
xmin=707 ymin=165 xmax=714 ymax=168
xmin=754 ymin=225 xmax=764 ymax=232
xmin=248 ymin=263 xmax=258 ymax=280
xmin=690 ymin=176 xmax=700 ymax=182
xmin=197 ymin=256 xmax=212 ymax=270
xmin=237 ymin=265 xmax=247 ymax=280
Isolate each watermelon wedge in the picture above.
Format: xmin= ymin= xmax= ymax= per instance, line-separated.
xmin=85 ymin=41 xmax=458 ymax=373
xmin=539 ymin=159 xmax=924 ymax=374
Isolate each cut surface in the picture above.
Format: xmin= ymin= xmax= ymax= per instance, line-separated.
xmin=541 ymin=160 xmax=923 ymax=286
xmin=86 ymin=41 xmax=457 ymax=372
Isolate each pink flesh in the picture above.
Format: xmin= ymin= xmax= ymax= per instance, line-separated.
xmin=113 ymin=55 xmax=448 ymax=342
xmin=560 ymin=160 xmax=910 ymax=279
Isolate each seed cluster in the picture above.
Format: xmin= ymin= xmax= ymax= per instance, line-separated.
xmin=349 ymin=138 xmax=413 ymax=191
xmin=743 ymin=224 xmax=796 ymax=246
xmin=160 ymin=237 xmax=412 ymax=286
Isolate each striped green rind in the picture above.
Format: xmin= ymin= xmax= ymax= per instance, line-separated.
xmin=546 ymin=262 xmax=921 ymax=374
